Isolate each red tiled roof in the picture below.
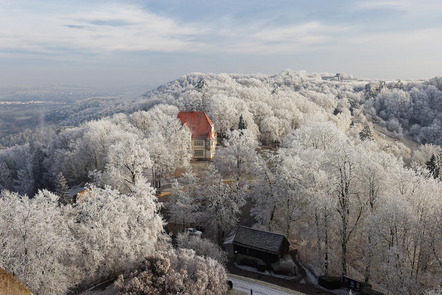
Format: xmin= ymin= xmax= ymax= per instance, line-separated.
xmin=177 ymin=111 xmax=216 ymax=139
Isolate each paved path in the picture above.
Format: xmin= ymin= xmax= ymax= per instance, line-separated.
xmin=228 ymin=274 xmax=306 ymax=295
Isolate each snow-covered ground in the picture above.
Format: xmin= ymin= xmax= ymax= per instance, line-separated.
xmin=228 ymin=274 xmax=305 ymax=295
xmin=233 ymin=263 xmax=298 ymax=280
xmin=80 ymin=282 xmax=116 ymax=295
xmin=79 ymin=276 xmax=304 ymax=295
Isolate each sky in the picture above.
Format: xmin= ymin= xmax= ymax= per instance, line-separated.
xmin=1 ymin=0 xmax=442 ymax=89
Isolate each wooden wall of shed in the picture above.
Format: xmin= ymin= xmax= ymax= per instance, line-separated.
xmin=277 ymin=238 xmax=290 ymax=259
xmin=233 ymin=244 xmax=279 ymax=265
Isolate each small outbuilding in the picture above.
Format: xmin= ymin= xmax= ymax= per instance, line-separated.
xmin=230 ymin=226 xmax=290 ymax=267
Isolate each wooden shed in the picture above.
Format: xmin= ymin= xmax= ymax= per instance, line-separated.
xmin=232 ymin=226 xmax=290 ymax=267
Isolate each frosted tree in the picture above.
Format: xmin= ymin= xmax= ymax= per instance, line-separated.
xmin=214 ymin=129 xmax=259 ymax=195
xmin=1 ymin=144 xmax=35 ymax=196
xmin=14 ymin=168 xmax=34 ymax=196
xmin=306 ymin=167 xmax=337 ymax=276
xmin=71 ymin=182 xmax=166 ymax=285
xmin=167 ymin=178 xmax=199 ymax=230
xmin=0 ymin=190 xmax=74 ymax=295
xmin=273 ymin=152 xmax=310 ymax=240
xmin=130 ymin=106 xmax=191 ymax=188
xmin=280 ymin=124 xmax=366 ymax=275
xmin=199 ymin=165 xmax=245 ymax=245
xmin=56 ymin=119 xmax=132 ymax=183
xmin=250 ymin=153 xmax=282 ymax=231
xmin=282 ymin=122 xmax=347 ymax=151
xmin=426 ymin=200 xmax=442 ymax=281
xmin=115 ymin=248 xmax=227 ymax=295
xmin=207 ymin=94 xmax=246 ymax=138
xmin=326 ymin=144 xmax=365 ymax=276
xmin=94 ymin=135 xmax=151 ymax=193
xmin=260 ymin=116 xmax=286 ymax=144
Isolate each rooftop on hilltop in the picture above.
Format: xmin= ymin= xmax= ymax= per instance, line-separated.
xmin=177 ymin=111 xmax=216 ymax=140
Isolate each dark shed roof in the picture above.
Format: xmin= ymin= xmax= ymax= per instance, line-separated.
xmin=233 ymin=226 xmax=288 ymax=254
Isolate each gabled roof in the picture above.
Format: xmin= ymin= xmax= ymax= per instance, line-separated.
xmin=233 ymin=226 xmax=288 ymax=255
xmin=177 ymin=111 xmax=216 ymax=140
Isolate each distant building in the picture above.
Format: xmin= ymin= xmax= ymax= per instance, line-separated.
xmin=177 ymin=111 xmax=217 ymax=160
xmin=225 ymin=226 xmax=290 ymax=267
xmin=322 ymin=73 xmax=343 ymax=81
xmin=68 ymin=185 xmax=91 ymax=203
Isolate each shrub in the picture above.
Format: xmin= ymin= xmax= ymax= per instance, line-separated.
xmin=271 ymin=257 xmax=296 ymax=276
xmin=236 ymin=254 xmax=266 ymax=271
xmin=116 ymin=248 xmax=227 ymax=295
xmin=257 ymin=263 xmax=266 ymax=272
xmin=318 ymin=276 xmax=341 ymax=289
xmin=177 ymin=233 xmax=227 ymax=265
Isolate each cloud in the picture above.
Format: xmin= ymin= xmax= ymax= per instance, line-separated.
xmin=0 ymin=3 xmax=208 ymax=56
xmin=355 ymin=1 xmax=406 ymax=11
xmin=63 ymin=25 xmax=90 ymax=29
xmin=222 ymin=21 xmax=347 ymax=54
xmin=87 ymin=20 xmax=133 ymax=27
xmin=0 ymin=2 xmax=350 ymax=57
xmin=354 ymin=0 xmax=442 ymax=15
xmin=1 ymin=0 xmax=441 ymax=70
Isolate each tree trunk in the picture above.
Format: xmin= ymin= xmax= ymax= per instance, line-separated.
xmin=364 ymin=236 xmax=372 ymax=283
xmin=324 ymin=207 xmax=329 ymax=276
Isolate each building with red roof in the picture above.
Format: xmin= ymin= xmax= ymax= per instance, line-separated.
xmin=177 ymin=111 xmax=217 ymax=160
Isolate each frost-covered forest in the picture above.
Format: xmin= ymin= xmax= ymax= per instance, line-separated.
xmin=0 ymin=70 xmax=442 ymax=294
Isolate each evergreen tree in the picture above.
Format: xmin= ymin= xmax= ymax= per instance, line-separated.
xmin=195 ymin=78 xmax=208 ymax=112
xmin=238 ymin=114 xmax=247 ymax=130
xmin=426 ymin=154 xmax=441 ymax=179
xmin=195 ymin=78 xmax=207 ymax=91
xmin=31 ymin=147 xmax=47 ymax=194
xmin=56 ymin=172 xmax=70 ymax=204
xmin=359 ymin=125 xmax=373 ymax=141
xmin=0 ymin=160 xmax=12 ymax=190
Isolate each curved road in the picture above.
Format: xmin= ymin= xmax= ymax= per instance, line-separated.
xmin=229 ymin=275 xmax=305 ymax=295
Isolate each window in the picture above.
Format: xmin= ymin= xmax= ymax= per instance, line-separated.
xmin=194 ymin=141 xmax=203 ymax=146
xmin=194 ymin=150 xmax=204 ymax=157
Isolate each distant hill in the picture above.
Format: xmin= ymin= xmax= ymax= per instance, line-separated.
xmin=2 ymin=71 xmax=441 ymax=151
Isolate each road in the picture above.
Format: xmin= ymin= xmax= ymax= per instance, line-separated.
xmin=229 ymin=275 xmax=305 ymax=295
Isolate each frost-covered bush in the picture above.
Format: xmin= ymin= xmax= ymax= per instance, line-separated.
xmin=115 ymin=248 xmax=227 ymax=295
xmin=271 ymin=256 xmax=296 ymax=276
xmin=386 ymin=118 xmax=403 ymax=136
xmin=236 ymin=254 xmax=266 ymax=270
xmin=177 ymin=233 xmax=227 ymax=265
